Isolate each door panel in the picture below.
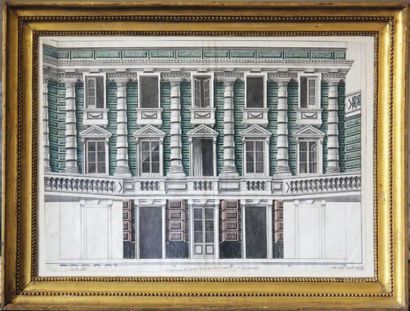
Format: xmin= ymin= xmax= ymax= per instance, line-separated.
xmin=245 ymin=207 xmax=267 ymax=258
xmin=139 ymin=206 xmax=162 ymax=259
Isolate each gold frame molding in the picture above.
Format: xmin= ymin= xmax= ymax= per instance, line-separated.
xmin=2 ymin=1 xmax=408 ymax=309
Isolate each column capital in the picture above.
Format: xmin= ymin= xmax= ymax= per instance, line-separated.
xmin=215 ymin=71 xmax=244 ymax=83
xmin=43 ymin=76 xmax=51 ymax=84
xmin=161 ymin=72 xmax=190 ymax=82
xmin=322 ymin=72 xmax=346 ymax=84
xmin=268 ymin=72 xmax=297 ymax=83
xmin=42 ymin=78 xmax=51 ymax=92
xmin=107 ymin=71 xmax=138 ymax=84
xmin=58 ymin=71 xmax=82 ymax=84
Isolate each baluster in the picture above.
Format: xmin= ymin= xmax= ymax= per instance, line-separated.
xmin=290 ymin=181 xmax=295 ymax=193
xmin=339 ymin=177 xmax=344 ymax=190
xmin=323 ymin=179 xmax=327 ymax=191
xmin=110 ymin=181 xmax=115 ymax=192
xmin=102 ymin=181 xmax=106 ymax=192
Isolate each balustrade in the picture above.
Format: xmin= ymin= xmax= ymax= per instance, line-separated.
xmin=45 ymin=174 xmax=120 ymax=194
xmin=284 ymin=174 xmax=361 ymax=195
xmin=44 ymin=173 xmax=361 ymax=196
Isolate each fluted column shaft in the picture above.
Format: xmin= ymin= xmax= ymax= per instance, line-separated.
xmin=114 ymin=78 xmax=131 ymax=176
xmin=64 ymin=79 xmax=79 ymax=173
xmin=275 ymin=80 xmax=291 ymax=176
xmin=326 ymin=79 xmax=340 ymax=173
xmin=220 ymin=79 xmax=238 ymax=177
xmin=167 ymin=79 xmax=186 ymax=178
xmin=43 ymin=79 xmax=51 ymax=172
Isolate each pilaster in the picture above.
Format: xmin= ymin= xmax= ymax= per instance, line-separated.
xmin=323 ymin=72 xmax=345 ymax=173
xmin=61 ymin=74 xmax=80 ymax=173
xmin=43 ymin=78 xmax=51 ymax=172
xmin=219 ymin=73 xmax=241 ymax=178
xmin=270 ymin=73 xmax=295 ymax=176
xmin=112 ymin=75 xmax=132 ymax=177
xmin=165 ymin=73 xmax=187 ymax=178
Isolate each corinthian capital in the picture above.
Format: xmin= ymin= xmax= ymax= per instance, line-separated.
xmin=268 ymin=72 xmax=297 ymax=83
xmin=215 ymin=71 xmax=244 ymax=82
xmin=322 ymin=72 xmax=346 ymax=84
xmin=161 ymin=71 xmax=190 ymax=82
xmin=57 ymin=71 xmax=82 ymax=84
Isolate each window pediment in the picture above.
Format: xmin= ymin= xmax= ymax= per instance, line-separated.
xmin=133 ymin=125 xmax=166 ymax=142
xmin=187 ymin=124 xmax=218 ymax=139
xmin=79 ymin=125 xmax=112 ymax=141
xmin=240 ymin=124 xmax=272 ymax=139
xmin=294 ymin=125 xmax=325 ymax=139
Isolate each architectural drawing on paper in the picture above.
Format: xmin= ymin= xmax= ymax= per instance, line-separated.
xmin=40 ymin=38 xmax=363 ymax=275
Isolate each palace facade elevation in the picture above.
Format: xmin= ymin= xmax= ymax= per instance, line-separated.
xmin=41 ymin=39 xmax=362 ymax=270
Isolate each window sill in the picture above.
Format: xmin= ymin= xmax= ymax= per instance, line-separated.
xmin=243 ymin=173 xmax=269 ymax=178
xmin=84 ymin=172 xmax=110 ymax=177
xmin=296 ymin=108 xmax=322 ymax=126
xmin=295 ymin=172 xmax=324 ymax=177
xmin=139 ymin=173 xmax=163 ymax=177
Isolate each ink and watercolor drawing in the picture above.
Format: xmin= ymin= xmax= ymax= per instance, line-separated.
xmin=39 ymin=36 xmax=374 ymax=278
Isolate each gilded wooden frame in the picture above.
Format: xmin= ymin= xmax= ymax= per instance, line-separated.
xmin=1 ymin=1 xmax=408 ymax=309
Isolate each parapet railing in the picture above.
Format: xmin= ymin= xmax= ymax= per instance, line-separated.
xmin=44 ymin=172 xmax=361 ymax=197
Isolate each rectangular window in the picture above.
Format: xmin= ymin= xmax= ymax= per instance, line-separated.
xmin=245 ymin=140 xmax=264 ymax=174
xmin=246 ymin=76 xmax=264 ymax=108
xmin=300 ymin=77 xmax=317 ymax=108
xmin=86 ymin=140 xmax=106 ymax=174
xmin=85 ymin=76 xmax=105 ymax=108
xmin=141 ymin=140 xmax=160 ymax=174
xmin=140 ymin=76 xmax=159 ymax=108
xmin=194 ymin=76 xmax=211 ymax=108
xmin=193 ymin=207 xmax=214 ymax=257
xmin=192 ymin=138 xmax=213 ymax=176
xmin=299 ymin=141 xmax=318 ymax=174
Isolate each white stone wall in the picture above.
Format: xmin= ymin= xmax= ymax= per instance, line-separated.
xmin=283 ymin=200 xmax=362 ymax=262
xmin=44 ymin=199 xmax=123 ymax=262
